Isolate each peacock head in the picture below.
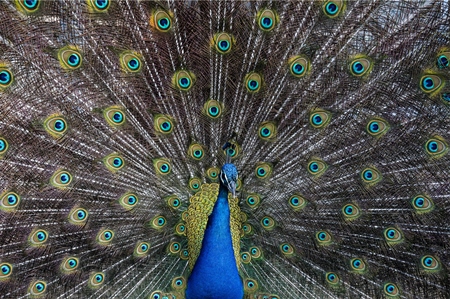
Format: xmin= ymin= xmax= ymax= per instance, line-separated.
xmin=220 ymin=163 xmax=238 ymax=197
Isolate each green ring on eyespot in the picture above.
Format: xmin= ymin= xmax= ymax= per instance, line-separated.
xmin=0 ymin=70 xmax=12 ymax=85
xmin=352 ymin=61 xmax=364 ymax=74
xmin=247 ymin=79 xmax=259 ymax=91
xmin=421 ymin=77 xmax=435 ymax=90
xmin=291 ymin=63 xmax=304 ymax=75
xmin=178 ymin=77 xmax=191 ymax=89
xmin=158 ymin=17 xmax=170 ymax=30
xmin=260 ymin=17 xmax=273 ymax=29
xmin=94 ymin=0 xmax=108 ymax=9
xmin=127 ymin=58 xmax=140 ymax=70
xmin=326 ymin=2 xmax=339 ymax=15
xmin=218 ymin=40 xmax=230 ymax=51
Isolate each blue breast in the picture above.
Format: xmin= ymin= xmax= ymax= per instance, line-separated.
xmin=185 ymin=186 xmax=244 ymax=299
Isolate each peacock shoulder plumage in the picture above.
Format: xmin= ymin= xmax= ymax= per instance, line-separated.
xmin=0 ymin=0 xmax=449 ymax=298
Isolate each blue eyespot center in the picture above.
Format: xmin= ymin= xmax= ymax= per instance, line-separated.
xmin=158 ymin=18 xmax=170 ymax=30
xmin=247 ymin=281 xmax=255 ymax=288
xmin=161 ymin=121 xmax=171 ymax=131
xmin=363 ymin=170 xmax=373 ymax=180
xmin=127 ymin=58 xmax=139 ymax=70
xmin=248 ymin=79 xmax=259 ymax=90
xmin=7 ymin=194 xmax=17 ymax=205
xmin=387 ymin=229 xmax=395 ymax=238
xmin=179 ymin=77 xmax=190 ymax=88
xmin=209 ymin=106 xmax=219 ymax=116
xmin=128 ymin=196 xmax=136 ymax=205
xmin=68 ymin=54 xmax=80 ymax=67
xmin=328 ymin=273 xmax=335 ymax=281
xmin=292 ymin=63 xmax=304 ymax=75
xmin=248 ymin=197 xmax=255 ymax=204
xmin=160 ymin=164 xmax=169 ymax=172
xmin=60 ymin=173 xmax=70 ymax=184
xmin=218 ymin=40 xmax=230 ymax=51
xmin=68 ymin=259 xmax=77 ymax=268
xmin=158 ymin=218 xmax=165 ymax=225
xmin=141 ymin=244 xmax=148 ymax=251
xmin=309 ymin=162 xmax=319 ymax=172
xmin=193 ymin=150 xmax=202 ymax=158
xmin=427 ymin=141 xmax=438 ymax=152
xmin=112 ymin=112 xmax=123 ymax=123
xmin=437 ymin=55 xmax=449 ymax=69
xmin=54 ymin=119 xmax=66 ymax=132
xmin=261 ymin=17 xmax=273 ymax=29
xmin=415 ymin=197 xmax=424 ymax=207
xmin=318 ymin=232 xmax=326 ymax=240
xmin=24 ymin=0 xmax=38 ymax=9
xmin=258 ymin=168 xmax=266 ymax=176
xmin=95 ymin=274 xmax=103 ymax=282
xmin=37 ymin=231 xmax=46 ymax=241
xmin=422 ymin=77 xmax=434 ymax=90
xmin=0 ymin=70 xmax=11 ymax=84
xmin=263 ymin=218 xmax=270 ymax=225
xmin=369 ymin=122 xmax=379 ymax=132
xmin=345 ymin=206 xmax=353 ymax=214
xmin=104 ymin=231 xmax=112 ymax=240
xmin=424 ymin=257 xmax=433 ymax=266
xmin=36 ymin=283 xmax=44 ymax=291
xmin=192 ymin=183 xmax=199 ymax=189
xmin=326 ymin=2 xmax=338 ymax=15
xmin=291 ymin=197 xmax=299 ymax=205
xmin=95 ymin=0 xmax=108 ymax=9
xmin=282 ymin=245 xmax=289 ymax=252
xmin=1 ymin=265 xmax=10 ymax=274
xmin=0 ymin=140 xmax=5 ymax=151
xmin=312 ymin=114 xmax=323 ymax=125
xmin=228 ymin=148 xmax=235 ymax=156
xmin=353 ymin=259 xmax=361 ymax=267
xmin=352 ymin=61 xmax=364 ymax=74
xmin=261 ymin=127 xmax=270 ymax=137
xmin=77 ymin=211 xmax=86 ymax=219
xmin=113 ymin=158 xmax=123 ymax=167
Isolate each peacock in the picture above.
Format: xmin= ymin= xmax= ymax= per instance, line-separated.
xmin=0 ymin=0 xmax=449 ymax=298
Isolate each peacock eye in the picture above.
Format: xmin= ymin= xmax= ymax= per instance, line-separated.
xmin=425 ymin=136 xmax=448 ymax=158
xmin=383 ymin=227 xmax=403 ymax=245
xmin=134 ymin=241 xmax=150 ymax=257
xmin=58 ymin=47 xmax=82 ymax=70
xmin=68 ymin=207 xmax=88 ymax=225
xmin=383 ymin=282 xmax=399 ymax=297
xmin=203 ymin=99 xmax=223 ymax=119
xmin=61 ymin=257 xmax=79 ymax=273
xmin=0 ymin=69 xmax=13 ymax=88
xmin=361 ymin=166 xmax=382 ymax=185
xmin=120 ymin=52 xmax=141 ymax=73
xmin=366 ymin=118 xmax=389 ymax=138
xmin=246 ymin=194 xmax=261 ymax=208
xmin=152 ymin=10 xmax=172 ymax=32
xmin=153 ymin=158 xmax=171 ymax=175
xmin=258 ymin=122 xmax=277 ymax=141
xmin=323 ymin=0 xmax=345 ymax=18
xmin=171 ymin=276 xmax=186 ymax=290
xmin=29 ymin=229 xmax=49 ymax=246
xmin=213 ymin=33 xmax=234 ymax=54
xmin=307 ymin=159 xmax=328 ymax=177
xmin=29 ymin=280 xmax=47 ymax=296
xmin=154 ymin=114 xmax=174 ymax=135
xmin=44 ymin=115 xmax=68 ymax=139
xmin=350 ymin=258 xmax=366 ymax=273
xmin=436 ymin=52 xmax=449 ymax=69
xmin=1 ymin=191 xmax=20 ymax=212
xmin=279 ymin=243 xmax=295 ymax=256
xmin=89 ymin=272 xmax=105 ymax=288
xmin=350 ymin=57 xmax=372 ymax=77
xmin=326 ymin=272 xmax=339 ymax=285
xmin=50 ymin=170 xmax=72 ymax=189
xmin=257 ymin=9 xmax=278 ymax=31
xmin=288 ymin=56 xmax=310 ymax=78
xmin=342 ymin=203 xmax=361 ymax=220
xmin=243 ymin=278 xmax=258 ymax=292
xmin=315 ymin=231 xmax=332 ymax=245
xmin=255 ymin=162 xmax=272 ymax=179
xmin=260 ymin=216 xmax=275 ymax=230
xmin=173 ymin=70 xmax=196 ymax=91
xmin=151 ymin=215 xmax=166 ymax=229
xmin=0 ymin=137 xmax=9 ymax=156
xmin=244 ymin=72 xmax=263 ymax=93
xmin=188 ymin=143 xmax=204 ymax=160
xmin=309 ymin=109 xmax=331 ymax=129
xmin=420 ymin=255 xmax=440 ymax=271
xmin=420 ymin=74 xmax=443 ymax=94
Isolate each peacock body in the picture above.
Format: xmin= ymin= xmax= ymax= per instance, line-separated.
xmin=0 ymin=0 xmax=449 ymax=298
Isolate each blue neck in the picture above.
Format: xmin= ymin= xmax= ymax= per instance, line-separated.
xmin=185 ymin=184 xmax=244 ymax=299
